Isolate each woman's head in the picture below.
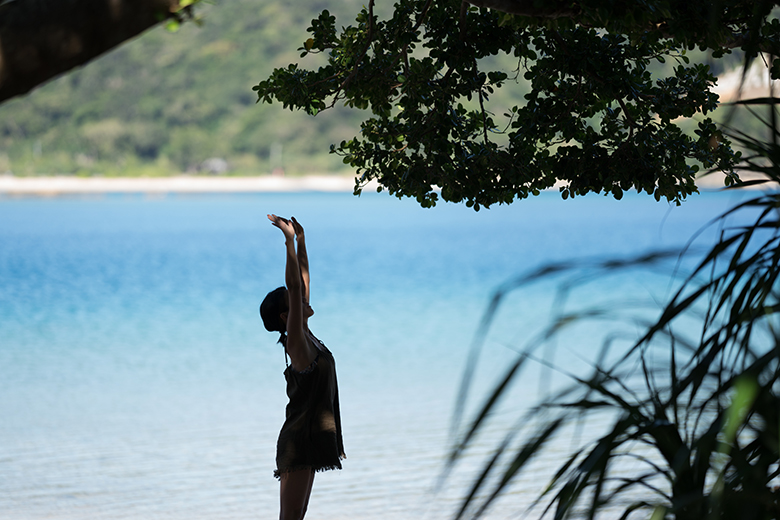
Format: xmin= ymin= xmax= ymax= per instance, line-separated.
xmin=260 ymin=286 xmax=288 ymax=337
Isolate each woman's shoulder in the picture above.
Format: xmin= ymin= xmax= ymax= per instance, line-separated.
xmin=290 ymin=350 xmax=320 ymax=375
xmin=308 ymin=332 xmax=331 ymax=353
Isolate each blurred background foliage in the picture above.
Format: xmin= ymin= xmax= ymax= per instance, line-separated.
xmin=0 ymin=0 xmax=369 ymax=176
xmin=0 ymin=0 xmax=762 ymax=178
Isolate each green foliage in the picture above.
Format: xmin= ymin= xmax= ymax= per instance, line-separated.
xmin=254 ymin=0 xmax=780 ymax=208
xmin=1 ymin=0 xmax=775 ymax=184
xmin=446 ymin=103 xmax=780 ymax=519
xmin=0 ymin=0 xmax=774 ymax=184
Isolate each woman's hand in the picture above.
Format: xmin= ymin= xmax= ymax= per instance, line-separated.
xmin=268 ymin=214 xmax=295 ymax=241
xmin=290 ymin=216 xmax=309 ymax=301
xmin=291 ymin=216 xmax=305 ymax=241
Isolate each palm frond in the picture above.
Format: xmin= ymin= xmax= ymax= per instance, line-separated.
xmin=448 ymin=93 xmax=780 ymax=519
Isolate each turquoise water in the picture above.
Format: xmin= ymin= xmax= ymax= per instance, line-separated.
xmin=0 ymin=190 xmax=753 ymax=519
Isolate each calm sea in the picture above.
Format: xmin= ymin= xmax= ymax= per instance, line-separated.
xmin=0 ymin=189 xmax=754 ymax=519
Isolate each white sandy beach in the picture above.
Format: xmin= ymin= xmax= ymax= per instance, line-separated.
xmin=0 ymin=174 xmax=372 ymax=196
xmin=0 ymin=172 xmax=742 ymax=197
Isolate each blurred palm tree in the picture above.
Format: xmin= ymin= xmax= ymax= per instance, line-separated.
xmin=447 ymin=65 xmax=780 ymax=520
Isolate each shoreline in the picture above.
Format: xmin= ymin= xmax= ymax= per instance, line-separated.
xmin=0 ymin=174 xmax=362 ymax=196
xmin=0 ymin=172 xmax=754 ymax=198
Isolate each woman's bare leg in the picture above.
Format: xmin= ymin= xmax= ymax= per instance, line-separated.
xmin=279 ymin=469 xmax=315 ymax=520
xmin=301 ymin=470 xmax=315 ymax=514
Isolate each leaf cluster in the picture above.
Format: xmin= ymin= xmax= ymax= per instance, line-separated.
xmin=254 ymin=0 xmax=780 ymax=209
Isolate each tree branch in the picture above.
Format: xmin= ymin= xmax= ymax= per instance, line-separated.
xmin=478 ymin=87 xmax=489 ymax=144
xmin=459 ymin=0 xmax=469 ymax=41
xmin=722 ymin=32 xmax=780 ymax=54
xmin=337 ymin=0 xmax=375 ymax=92
xmin=0 ymin=0 xmax=189 ymax=103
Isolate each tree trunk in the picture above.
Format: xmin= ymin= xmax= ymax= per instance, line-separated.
xmin=0 ymin=0 xmax=185 ymax=103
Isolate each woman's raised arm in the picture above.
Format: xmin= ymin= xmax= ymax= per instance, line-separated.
xmin=291 ymin=217 xmax=310 ymax=304
xmin=268 ymin=214 xmax=315 ymax=371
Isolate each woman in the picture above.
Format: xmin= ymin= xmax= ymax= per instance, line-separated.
xmin=259 ymin=214 xmax=345 ymax=520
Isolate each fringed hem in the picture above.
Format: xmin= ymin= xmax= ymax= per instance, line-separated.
xmin=274 ymin=463 xmax=342 ymax=480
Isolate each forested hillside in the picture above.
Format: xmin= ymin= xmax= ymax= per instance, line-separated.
xmin=0 ymin=0 xmax=751 ymax=177
xmin=0 ymin=0 xmax=371 ymax=176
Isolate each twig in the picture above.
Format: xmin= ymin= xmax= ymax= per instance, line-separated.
xmin=459 ymin=0 xmax=469 ymax=42
xmin=411 ymin=0 xmax=435 ymax=33
xmin=377 ymin=0 xmax=435 ymax=86
xmin=617 ymin=97 xmax=636 ymax=136
xmin=338 ymin=0 xmax=375 ymax=92
xmin=478 ymin=87 xmax=489 ymax=144
xmin=399 ymin=0 xmax=436 ymax=77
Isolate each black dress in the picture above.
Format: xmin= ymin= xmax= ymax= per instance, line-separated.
xmin=274 ymin=342 xmax=345 ymax=479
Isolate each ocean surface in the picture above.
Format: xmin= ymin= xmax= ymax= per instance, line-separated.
xmin=0 ymin=189 xmax=757 ymax=519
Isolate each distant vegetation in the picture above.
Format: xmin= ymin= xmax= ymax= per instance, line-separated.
xmin=0 ymin=0 xmax=756 ymax=178
xmin=0 ymin=0 xmax=361 ymax=176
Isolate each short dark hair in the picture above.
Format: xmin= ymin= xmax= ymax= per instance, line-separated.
xmin=260 ymin=286 xmax=288 ymax=334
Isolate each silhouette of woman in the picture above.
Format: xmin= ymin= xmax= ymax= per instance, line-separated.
xmin=260 ymin=215 xmax=345 ymax=520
